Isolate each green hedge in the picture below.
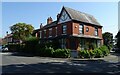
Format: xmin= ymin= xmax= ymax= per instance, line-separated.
xmin=8 ymin=44 xmax=25 ymax=52
xmin=99 ymin=45 xmax=110 ymax=56
xmin=79 ymin=45 xmax=110 ymax=58
xmin=35 ymin=44 xmax=70 ymax=58
xmin=93 ymin=48 xmax=104 ymax=58
xmin=53 ymin=49 xmax=70 ymax=58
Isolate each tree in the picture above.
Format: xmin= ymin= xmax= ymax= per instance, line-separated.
xmin=116 ymin=30 xmax=120 ymax=48
xmin=102 ymin=32 xmax=113 ymax=50
xmin=10 ymin=23 xmax=34 ymax=42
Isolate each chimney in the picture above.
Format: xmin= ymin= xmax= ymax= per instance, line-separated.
xmin=47 ymin=17 xmax=53 ymax=24
xmin=57 ymin=13 xmax=60 ymax=20
xmin=40 ymin=23 xmax=43 ymax=29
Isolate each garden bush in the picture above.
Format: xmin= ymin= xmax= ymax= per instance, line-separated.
xmin=89 ymin=50 xmax=95 ymax=58
xmin=8 ymin=44 xmax=25 ymax=52
xmin=79 ymin=46 xmax=110 ymax=58
xmin=23 ymin=37 xmax=39 ymax=53
xmin=44 ymin=46 xmax=54 ymax=57
xmin=99 ymin=45 xmax=110 ymax=56
xmin=53 ymin=49 xmax=70 ymax=58
xmin=94 ymin=48 xmax=104 ymax=58
xmin=79 ymin=50 xmax=94 ymax=58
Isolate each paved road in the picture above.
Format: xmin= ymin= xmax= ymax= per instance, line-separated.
xmin=1 ymin=52 xmax=120 ymax=74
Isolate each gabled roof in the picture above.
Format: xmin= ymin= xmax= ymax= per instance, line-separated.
xmin=63 ymin=7 xmax=101 ymax=26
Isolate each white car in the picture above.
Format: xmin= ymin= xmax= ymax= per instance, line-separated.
xmin=2 ymin=45 xmax=9 ymax=52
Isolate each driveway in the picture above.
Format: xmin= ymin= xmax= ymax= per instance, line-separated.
xmin=1 ymin=52 xmax=120 ymax=74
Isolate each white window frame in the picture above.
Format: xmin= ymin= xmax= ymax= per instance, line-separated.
xmin=62 ymin=25 xmax=67 ymax=34
xmin=49 ymin=28 xmax=52 ymax=37
xmin=94 ymin=27 xmax=98 ymax=36
xmin=79 ymin=24 xmax=84 ymax=34
xmin=44 ymin=30 xmax=46 ymax=38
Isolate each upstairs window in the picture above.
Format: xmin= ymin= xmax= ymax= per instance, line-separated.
xmin=56 ymin=27 xmax=57 ymax=36
xmin=49 ymin=28 xmax=52 ymax=37
xmin=94 ymin=27 xmax=98 ymax=36
xmin=86 ymin=27 xmax=89 ymax=32
xmin=40 ymin=31 xmax=42 ymax=38
xmin=62 ymin=25 xmax=67 ymax=34
xmin=79 ymin=24 xmax=84 ymax=34
xmin=44 ymin=30 xmax=46 ymax=38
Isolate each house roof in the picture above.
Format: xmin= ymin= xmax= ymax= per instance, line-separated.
xmin=64 ymin=7 xmax=101 ymax=26
xmin=43 ymin=21 xmax=57 ymax=29
xmin=35 ymin=6 xmax=102 ymax=32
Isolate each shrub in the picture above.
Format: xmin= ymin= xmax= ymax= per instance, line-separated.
xmin=99 ymin=45 xmax=110 ymax=56
xmin=78 ymin=45 xmax=110 ymax=58
xmin=44 ymin=47 xmax=54 ymax=57
xmin=89 ymin=50 xmax=95 ymax=58
xmin=53 ymin=49 xmax=70 ymax=58
xmin=79 ymin=50 xmax=91 ymax=58
xmin=8 ymin=44 xmax=25 ymax=52
xmin=94 ymin=48 xmax=104 ymax=58
xmin=84 ymin=50 xmax=90 ymax=58
xmin=23 ymin=37 xmax=39 ymax=53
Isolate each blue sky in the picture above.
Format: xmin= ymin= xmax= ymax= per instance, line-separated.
xmin=1 ymin=2 xmax=118 ymax=38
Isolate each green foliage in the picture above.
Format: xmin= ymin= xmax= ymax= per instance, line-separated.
xmin=89 ymin=50 xmax=95 ymax=58
xmin=79 ymin=50 xmax=92 ymax=58
xmin=102 ymin=32 xmax=113 ymax=49
xmin=8 ymin=44 xmax=25 ymax=52
xmin=53 ymin=49 xmax=70 ymax=58
xmin=78 ymin=45 xmax=109 ymax=58
xmin=24 ymin=37 xmax=39 ymax=53
xmin=43 ymin=47 xmax=54 ymax=57
xmin=94 ymin=48 xmax=104 ymax=58
xmin=10 ymin=23 xmax=34 ymax=41
xmin=99 ymin=45 xmax=109 ymax=56
xmin=116 ymin=31 xmax=120 ymax=48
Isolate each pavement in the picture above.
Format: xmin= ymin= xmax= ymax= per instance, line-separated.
xmin=1 ymin=52 xmax=120 ymax=74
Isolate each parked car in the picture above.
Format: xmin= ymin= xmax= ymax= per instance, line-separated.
xmin=2 ymin=45 xmax=9 ymax=52
xmin=112 ymin=48 xmax=120 ymax=53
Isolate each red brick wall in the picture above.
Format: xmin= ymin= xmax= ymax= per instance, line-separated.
xmin=40 ymin=21 xmax=102 ymax=44
xmin=66 ymin=21 xmax=72 ymax=35
xmin=72 ymin=22 xmax=79 ymax=35
xmin=57 ymin=24 xmax=62 ymax=36
xmin=72 ymin=22 xmax=102 ymax=39
xmin=84 ymin=25 xmax=94 ymax=36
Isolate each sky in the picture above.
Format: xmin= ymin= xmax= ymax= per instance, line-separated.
xmin=1 ymin=2 xmax=118 ymax=38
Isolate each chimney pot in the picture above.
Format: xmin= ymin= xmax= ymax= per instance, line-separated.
xmin=40 ymin=23 xmax=43 ymax=29
xmin=47 ymin=17 xmax=53 ymax=24
xmin=57 ymin=13 xmax=60 ymax=20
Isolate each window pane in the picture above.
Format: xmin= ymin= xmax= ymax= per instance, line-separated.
xmin=79 ymin=24 xmax=84 ymax=34
xmin=62 ymin=25 xmax=67 ymax=34
xmin=94 ymin=27 xmax=98 ymax=36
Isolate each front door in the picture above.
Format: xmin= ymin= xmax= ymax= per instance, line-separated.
xmin=70 ymin=38 xmax=76 ymax=50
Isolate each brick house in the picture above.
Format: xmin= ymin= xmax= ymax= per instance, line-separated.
xmin=34 ymin=6 xmax=103 ymax=50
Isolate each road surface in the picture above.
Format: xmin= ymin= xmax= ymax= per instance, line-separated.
xmin=1 ymin=52 xmax=120 ymax=74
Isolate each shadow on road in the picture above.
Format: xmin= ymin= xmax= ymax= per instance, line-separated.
xmin=6 ymin=52 xmax=35 ymax=57
xmin=2 ymin=59 xmax=120 ymax=74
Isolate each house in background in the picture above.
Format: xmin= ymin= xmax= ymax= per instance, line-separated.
xmin=34 ymin=6 xmax=103 ymax=50
xmin=2 ymin=34 xmax=13 ymax=45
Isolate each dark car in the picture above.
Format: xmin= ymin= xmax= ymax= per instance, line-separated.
xmin=112 ymin=48 xmax=120 ymax=53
